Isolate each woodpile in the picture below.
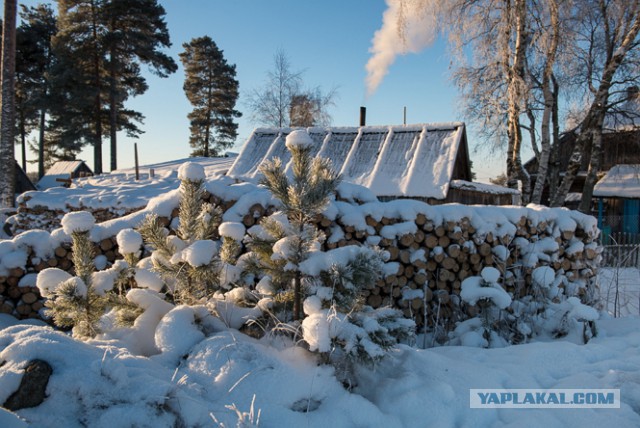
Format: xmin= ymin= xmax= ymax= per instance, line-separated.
xmin=8 ymin=201 xmax=141 ymax=235
xmin=0 ymin=194 xmax=601 ymax=332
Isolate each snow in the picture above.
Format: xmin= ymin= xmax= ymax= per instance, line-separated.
xmin=1 ymin=315 xmax=640 ymax=427
xmin=450 ymin=179 xmax=520 ymax=195
xmin=177 ymin=161 xmax=206 ymax=181
xmin=171 ymin=240 xmax=218 ymax=267
xmin=134 ymin=258 xmax=165 ymax=293
xmin=219 ymin=221 xmax=246 ymax=241
xmin=285 ymin=129 xmax=314 ymax=150
xmin=115 ymin=228 xmax=143 ymax=255
xmin=598 ymin=267 xmax=640 ymax=317
xmin=533 ymin=266 xmax=556 ymax=288
xmin=461 ymin=268 xmax=512 ymax=309
xmin=593 ymin=164 xmax=640 ymax=198
xmin=61 ymin=211 xmax=96 ymax=235
xmin=17 ymin=157 xmax=233 ymax=216
xmin=92 ymin=260 xmax=128 ymax=295
xmin=35 ymin=268 xmax=73 ymax=298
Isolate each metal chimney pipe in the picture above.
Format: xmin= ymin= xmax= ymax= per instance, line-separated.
xmin=359 ymin=106 xmax=366 ymax=126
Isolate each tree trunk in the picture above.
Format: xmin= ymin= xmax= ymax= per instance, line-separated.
xmin=20 ymin=110 xmax=26 ymax=172
xmin=38 ymin=108 xmax=45 ymax=179
xmin=109 ymin=44 xmax=118 ymax=172
xmin=505 ymin=0 xmax=530 ymax=204
xmin=579 ymin=124 xmax=604 ymax=213
xmin=547 ymin=77 xmax=561 ymax=202
xmin=91 ymin=0 xmax=102 ymax=174
xmin=0 ymin=0 xmax=17 ymax=207
xmin=531 ymin=0 xmax=559 ymax=205
xmin=293 ymin=273 xmax=301 ymax=321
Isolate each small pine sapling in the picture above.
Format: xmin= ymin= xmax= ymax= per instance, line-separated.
xmin=248 ymin=130 xmax=340 ymax=321
xmin=301 ymin=247 xmax=415 ymax=371
xmin=246 ymin=130 xmax=414 ymax=375
xmin=38 ymin=212 xmax=108 ymax=338
xmin=138 ymin=162 xmax=223 ymax=304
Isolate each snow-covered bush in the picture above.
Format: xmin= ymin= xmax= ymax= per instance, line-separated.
xmin=457 ymin=267 xmax=512 ymax=347
xmin=455 ymin=263 xmax=599 ymax=347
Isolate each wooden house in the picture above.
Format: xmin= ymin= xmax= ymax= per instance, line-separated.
xmin=37 ymin=160 xmax=93 ymax=190
xmin=526 ymin=87 xmax=640 ymax=210
xmin=227 ymin=124 xmax=518 ymax=205
xmin=593 ymin=164 xmax=640 ymax=240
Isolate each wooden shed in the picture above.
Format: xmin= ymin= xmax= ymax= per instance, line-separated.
xmin=37 ymin=160 xmax=93 ymax=190
xmin=228 ymin=123 xmax=516 ymax=206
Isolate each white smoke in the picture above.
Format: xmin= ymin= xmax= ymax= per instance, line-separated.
xmin=365 ymin=0 xmax=438 ymax=97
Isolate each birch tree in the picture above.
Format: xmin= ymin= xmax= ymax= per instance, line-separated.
xmin=550 ymin=0 xmax=640 ymax=210
xmin=247 ymin=49 xmax=337 ymax=128
xmin=375 ymin=0 xmax=538 ymax=203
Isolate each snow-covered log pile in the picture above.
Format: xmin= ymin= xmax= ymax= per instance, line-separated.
xmin=8 ymin=203 xmax=141 ymax=234
xmin=0 ymin=178 xmax=601 ymax=329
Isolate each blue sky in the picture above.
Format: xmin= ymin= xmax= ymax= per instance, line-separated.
xmin=12 ymin=0 xmax=505 ymax=182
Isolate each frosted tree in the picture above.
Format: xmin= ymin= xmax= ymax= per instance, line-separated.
xmin=246 ymin=129 xmax=341 ymax=321
xmin=246 ymin=130 xmax=414 ymax=375
xmin=138 ymin=162 xmax=224 ymax=304
xmin=37 ymin=212 xmax=108 ymax=338
xmin=36 ymin=212 xmax=145 ymax=338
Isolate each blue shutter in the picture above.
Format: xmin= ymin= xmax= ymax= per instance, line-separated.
xmin=623 ymin=199 xmax=640 ymax=234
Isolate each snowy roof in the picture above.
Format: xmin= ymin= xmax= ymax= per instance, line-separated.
xmin=45 ymin=160 xmax=90 ymax=176
xmin=593 ymin=164 xmax=640 ymax=198
xmin=112 ymin=156 xmax=235 ymax=178
xmin=227 ymin=123 xmax=469 ymax=200
xmin=450 ymin=180 xmax=520 ymax=195
xmin=37 ymin=160 xmax=93 ymax=190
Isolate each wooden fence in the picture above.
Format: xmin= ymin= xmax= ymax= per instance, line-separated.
xmin=600 ymin=232 xmax=640 ymax=268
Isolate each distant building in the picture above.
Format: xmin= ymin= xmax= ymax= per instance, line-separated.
xmin=227 ymin=124 xmax=518 ymax=205
xmin=37 ymin=160 xmax=93 ymax=190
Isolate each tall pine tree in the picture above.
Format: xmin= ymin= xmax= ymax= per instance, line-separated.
xmin=15 ymin=4 xmax=57 ymax=177
xmin=50 ymin=0 xmax=176 ymax=174
xmin=179 ymin=36 xmax=240 ymax=157
xmin=102 ymin=0 xmax=176 ymax=171
xmin=49 ymin=0 xmax=105 ymax=173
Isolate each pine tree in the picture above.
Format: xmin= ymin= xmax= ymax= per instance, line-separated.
xmin=247 ymin=130 xmax=341 ymax=321
xmin=138 ymin=162 xmax=224 ymax=304
xmin=179 ymin=36 xmax=241 ymax=157
xmin=50 ymin=0 xmax=176 ymax=173
xmin=102 ymin=0 xmax=176 ymax=171
xmin=15 ymin=4 xmax=57 ymax=177
xmin=246 ymin=130 xmax=414 ymax=373
xmin=49 ymin=0 xmax=106 ymax=173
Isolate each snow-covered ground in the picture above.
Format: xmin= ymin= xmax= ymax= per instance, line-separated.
xmin=1 ymin=158 xmax=640 ymax=427
xmin=0 ymin=313 xmax=639 ymax=427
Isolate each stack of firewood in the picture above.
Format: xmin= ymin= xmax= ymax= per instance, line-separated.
xmin=0 ymin=195 xmax=600 ymax=330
